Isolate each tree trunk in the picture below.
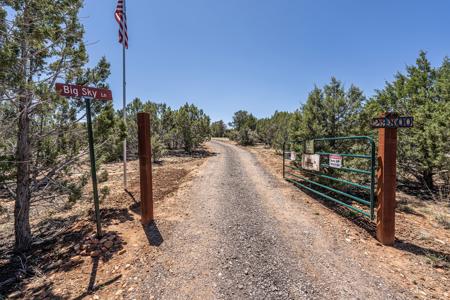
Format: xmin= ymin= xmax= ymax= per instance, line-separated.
xmin=14 ymin=97 xmax=32 ymax=252
xmin=423 ymin=169 xmax=434 ymax=190
xmin=14 ymin=3 xmax=32 ymax=252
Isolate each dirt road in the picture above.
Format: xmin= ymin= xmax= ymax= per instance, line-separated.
xmin=131 ymin=140 xmax=411 ymax=299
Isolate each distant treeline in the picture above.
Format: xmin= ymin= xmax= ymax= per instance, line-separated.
xmin=212 ymin=52 xmax=450 ymax=189
xmin=121 ymin=98 xmax=211 ymax=161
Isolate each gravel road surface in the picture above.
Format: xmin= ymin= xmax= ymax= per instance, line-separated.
xmin=130 ymin=140 xmax=410 ymax=299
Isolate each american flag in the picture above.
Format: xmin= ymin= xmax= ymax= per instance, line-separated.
xmin=115 ymin=0 xmax=128 ymax=48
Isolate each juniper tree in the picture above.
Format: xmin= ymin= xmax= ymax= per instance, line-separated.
xmin=210 ymin=120 xmax=226 ymax=137
xmin=229 ymin=110 xmax=258 ymax=145
xmin=256 ymin=111 xmax=291 ymax=150
xmin=366 ymin=52 xmax=450 ymax=188
xmin=0 ymin=0 xmax=112 ymax=252
xmin=289 ymin=78 xmax=365 ymax=142
xmin=176 ymin=103 xmax=211 ymax=152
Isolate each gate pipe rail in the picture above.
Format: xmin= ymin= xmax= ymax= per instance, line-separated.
xmin=286 ymin=172 xmax=371 ymax=206
xmin=320 ymin=164 xmax=371 ymax=175
xmin=283 ymin=135 xmax=376 ymax=220
xmin=286 ymin=164 xmax=371 ymax=191
xmin=286 ymin=178 xmax=371 ymax=218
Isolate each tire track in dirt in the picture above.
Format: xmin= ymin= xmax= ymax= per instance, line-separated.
xmin=131 ymin=140 xmax=411 ymax=299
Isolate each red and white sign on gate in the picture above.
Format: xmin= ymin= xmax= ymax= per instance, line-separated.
xmin=55 ymin=83 xmax=113 ymax=101
xmin=329 ymin=154 xmax=343 ymax=168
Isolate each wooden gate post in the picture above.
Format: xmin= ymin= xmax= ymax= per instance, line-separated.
xmin=137 ymin=112 xmax=154 ymax=225
xmin=376 ymin=113 xmax=398 ymax=245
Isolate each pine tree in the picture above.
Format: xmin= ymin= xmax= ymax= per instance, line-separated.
xmin=230 ymin=110 xmax=258 ymax=145
xmin=210 ymin=120 xmax=227 ymax=137
xmin=367 ymin=52 xmax=450 ymax=188
xmin=289 ymin=78 xmax=365 ymax=143
xmin=176 ymin=103 xmax=211 ymax=152
xmin=0 ymin=0 xmax=111 ymax=252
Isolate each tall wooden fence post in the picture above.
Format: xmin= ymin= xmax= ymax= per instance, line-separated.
xmin=137 ymin=112 xmax=154 ymax=225
xmin=376 ymin=114 xmax=398 ymax=245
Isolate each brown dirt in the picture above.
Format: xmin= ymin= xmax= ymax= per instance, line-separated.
xmin=0 ymin=152 xmax=209 ymax=300
xmin=2 ymin=141 xmax=448 ymax=299
xmin=242 ymin=142 xmax=449 ymax=299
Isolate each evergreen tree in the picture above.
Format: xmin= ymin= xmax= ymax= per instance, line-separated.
xmin=229 ymin=110 xmax=258 ymax=145
xmin=0 ymin=0 xmax=111 ymax=252
xmin=176 ymin=103 xmax=211 ymax=152
xmin=289 ymin=78 xmax=365 ymax=143
xmin=210 ymin=120 xmax=227 ymax=137
xmin=269 ymin=111 xmax=291 ymax=150
xmin=367 ymin=52 xmax=450 ymax=188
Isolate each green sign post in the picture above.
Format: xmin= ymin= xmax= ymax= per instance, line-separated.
xmin=55 ymin=83 xmax=113 ymax=238
xmin=85 ymin=97 xmax=102 ymax=237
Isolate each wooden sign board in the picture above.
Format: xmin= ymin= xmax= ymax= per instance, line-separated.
xmin=305 ymin=140 xmax=315 ymax=154
xmin=55 ymin=83 xmax=113 ymax=101
xmin=371 ymin=116 xmax=413 ymax=128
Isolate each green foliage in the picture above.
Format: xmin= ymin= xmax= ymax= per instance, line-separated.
xmin=96 ymin=102 xmax=125 ymax=162
xmin=236 ymin=53 xmax=448 ymax=190
xmin=151 ymin=134 xmax=166 ymax=163
xmin=229 ymin=110 xmax=258 ymax=145
xmin=256 ymin=111 xmax=292 ymax=151
xmin=67 ymin=182 xmax=83 ymax=203
xmin=210 ymin=120 xmax=227 ymax=137
xmin=288 ymin=78 xmax=366 ymax=143
xmin=0 ymin=0 xmax=113 ymax=251
xmin=120 ymin=98 xmax=211 ymax=159
xmin=230 ymin=110 xmax=257 ymax=131
xmin=98 ymin=169 xmax=109 ymax=183
xmin=175 ymin=103 xmax=211 ymax=152
xmin=366 ymin=51 xmax=450 ymax=188
xmin=100 ymin=186 xmax=110 ymax=203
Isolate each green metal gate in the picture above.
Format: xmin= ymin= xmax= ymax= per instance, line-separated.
xmin=283 ymin=136 xmax=376 ymax=220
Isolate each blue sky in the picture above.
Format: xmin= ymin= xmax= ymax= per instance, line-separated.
xmin=81 ymin=0 xmax=450 ymax=123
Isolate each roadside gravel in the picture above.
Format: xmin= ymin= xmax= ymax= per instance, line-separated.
xmin=131 ymin=140 xmax=411 ymax=299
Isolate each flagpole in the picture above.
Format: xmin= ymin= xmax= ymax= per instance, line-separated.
xmin=122 ymin=0 xmax=127 ymax=190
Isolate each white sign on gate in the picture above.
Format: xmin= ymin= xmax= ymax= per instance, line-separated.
xmin=290 ymin=151 xmax=296 ymax=161
xmin=329 ymin=154 xmax=343 ymax=169
xmin=301 ymin=154 xmax=320 ymax=171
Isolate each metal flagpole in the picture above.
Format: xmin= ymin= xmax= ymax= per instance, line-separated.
xmin=122 ymin=0 xmax=127 ymax=189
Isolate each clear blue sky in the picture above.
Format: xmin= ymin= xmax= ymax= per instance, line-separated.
xmin=80 ymin=0 xmax=450 ymax=123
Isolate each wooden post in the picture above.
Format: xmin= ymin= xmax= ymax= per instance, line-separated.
xmin=137 ymin=112 xmax=153 ymax=224
xmin=376 ymin=113 xmax=397 ymax=245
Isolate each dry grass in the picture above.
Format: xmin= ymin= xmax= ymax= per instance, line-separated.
xmin=434 ymin=214 xmax=450 ymax=229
